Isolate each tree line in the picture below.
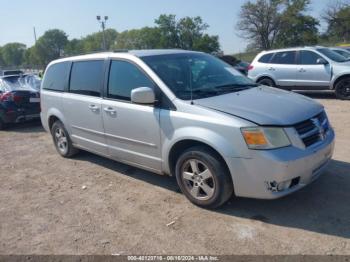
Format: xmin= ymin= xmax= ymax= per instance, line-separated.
xmin=1 ymin=1 xmax=350 ymax=69
xmin=0 ymin=14 xmax=220 ymax=69
xmin=237 ymin=0 xmax=350 ymax=51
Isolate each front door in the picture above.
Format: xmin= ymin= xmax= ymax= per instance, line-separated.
xmin=102 ymin=59 xmax=162 ymax=172
xmin=294 ymin=50 xmax=332 ymax=89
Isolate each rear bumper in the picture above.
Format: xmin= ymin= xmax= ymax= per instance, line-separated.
xmin=1 ymin=108 xmax=40 ymax=124
xmin=226 ymin=128 xmax=335 ymax=199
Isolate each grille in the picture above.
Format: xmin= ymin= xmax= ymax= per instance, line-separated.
xmin=294 ymin=111 xmax=329 ymax=147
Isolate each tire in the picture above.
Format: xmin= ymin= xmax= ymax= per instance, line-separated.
xmin=335 ymin=77 xmax=350 ymax=100
xmin=51 ymin=120 xmax=79 ymax=158
xmin=257 ymin=77 xmax=275 ymax=87
xmin=175 ymin=146 xmax=233 ymax=209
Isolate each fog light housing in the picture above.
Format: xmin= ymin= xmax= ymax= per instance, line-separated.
xmin=277 ymin=180 xmax=292 ymax=191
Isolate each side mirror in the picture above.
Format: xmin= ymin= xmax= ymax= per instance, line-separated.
xmin=317 ymin=58 xmax=328 ymax=65
xmin=131 ymin=87 xmax=156 ymax=104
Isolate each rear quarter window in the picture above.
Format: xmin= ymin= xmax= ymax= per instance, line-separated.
xmin=42 ymin=62 xmax=70 ymax=91
xmin=258 ymin=53 xmax=273 ymax=63
xmin=270 ymin=51 xmax=296 ymax=64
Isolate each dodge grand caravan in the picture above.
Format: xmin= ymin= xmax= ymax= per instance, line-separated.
xmin=41 ymin=50 xmax=335 ymax=208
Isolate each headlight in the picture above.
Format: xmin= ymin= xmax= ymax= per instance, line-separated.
xmin=241 ymin=127 xmax=291 ymax=150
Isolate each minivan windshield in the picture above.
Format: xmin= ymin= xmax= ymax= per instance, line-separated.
xmin=142 ymin=53 xmax=257 ymax=100
xmin=316 ymin=48 xmax=349 ymax=62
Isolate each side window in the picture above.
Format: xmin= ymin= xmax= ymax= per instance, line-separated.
xmin=258 ymin=53 xmax=273 ymax=63
xmin=270 ymin=51 xmax=296 ymax=64
xmin=42 ymin=62 xmax=70 ymax=91
xmin=108 ymin=60 xmax=154 ymax=101
xmin=299 ymin=51 xmax=323 ymax=65
xmin=69 ymin=60 xmax=104 ymax=97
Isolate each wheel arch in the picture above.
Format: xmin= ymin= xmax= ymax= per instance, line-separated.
xmin=256 ymin=75 xmax=276 ymax=85
xmin=332 ymin=74 xmax=350 ymax=90
xmin=167 ymin=139 xmax=231 ymax=180
xmin=46 ymin=108 xmax=68 ymax=132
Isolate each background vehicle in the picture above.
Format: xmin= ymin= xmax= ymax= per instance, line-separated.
xmin=41 ymin=50 xmax=334 ymax=208
xmin=330 ymin=47 xmax=350 ymax=59
xmin=0 ymin=70 xmax=24 ymax=76
xmin=0 ymin=74 xmax=41 ymax=129
xmin=218 ymin=55 xmax=250 ymax=75
xmin=248 ymin=46 xmax=350 ymax=99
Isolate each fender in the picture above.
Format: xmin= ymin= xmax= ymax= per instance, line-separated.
xmin=330 ymin=73 xmax=350 ymax=89
xmin=46 ymin=108 xmax=69 ymax=134
xmin=162 ymin=126 xmax=249 ymax=174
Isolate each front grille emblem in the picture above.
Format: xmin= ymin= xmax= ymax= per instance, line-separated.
xmin=311 ymin=118 xmax=326 ymax=140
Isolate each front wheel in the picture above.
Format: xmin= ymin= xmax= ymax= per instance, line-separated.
xmin=335 ymin=77 xmax=350 ymax=100
xmin=257 ymin=77 xmax=275 ymax=87
xmin=51 ymin=120 xmax=79 ymax=158
xmin=175 ymin=146 xmax=233 ymax=209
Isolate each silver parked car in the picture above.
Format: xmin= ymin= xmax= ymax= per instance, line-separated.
xmin=41 ymin=50 xmax=335 ymax=208
xmin=248 ymin=46 xmax=350 ymax=100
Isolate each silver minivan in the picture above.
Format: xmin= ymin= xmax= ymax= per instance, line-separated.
xmin=248 ymin=46 xmax=350 ymax=100
xmin=41 ymin=50 xmax=335 ymax=208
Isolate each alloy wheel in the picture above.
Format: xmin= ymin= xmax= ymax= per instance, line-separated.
xmin=54 ymin=127 xmax=68 ymax=154
xmin=181 ymin=159 xmax=215 ymax=201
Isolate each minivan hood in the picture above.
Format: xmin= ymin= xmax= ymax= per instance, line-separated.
xmin=194 ymin=86 xmax=323 ymax=126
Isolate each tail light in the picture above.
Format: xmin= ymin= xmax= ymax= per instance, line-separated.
xmin=247 ymin=64 xmax=254 ymax=71
xmin=0 ymin=92 xmax=13 ymax=102
xmin=0 ymin=92 xmax=22 ymax=103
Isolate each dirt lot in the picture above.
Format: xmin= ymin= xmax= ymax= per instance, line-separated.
xmin=0 ymin=91 xmax=349 ymax=255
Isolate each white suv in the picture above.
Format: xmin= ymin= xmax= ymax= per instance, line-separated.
xmin=248 ymin=46 xmax=350 ymax=100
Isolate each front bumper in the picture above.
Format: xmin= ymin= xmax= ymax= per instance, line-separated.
xmin=226 ymin=128 xmax=335 ymax=199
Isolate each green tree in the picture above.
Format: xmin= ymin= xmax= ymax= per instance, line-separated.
xmin=114 ymin=15 xmax=220 ymax=53
xmin=1 ymin=43 xmax=26 ymax=66
xmin=23 ymin=46 xmax=41 ymax=66
xmin=0 ymin=47 xmax=4 ymax=67
xmin=193 ymin=34 xmax=220 ymax=53
xmin=237 ymin=0 xmax=283 ymax=50
xmin=323 ymin=1 xmax=350 ymax=43
xmin=80 ymin=29 xmax=118 ymax=52
xmin=276 ymin=0 xmax=319 ymax=47
xmin=64 ymin=39 xmax=84 ymax=56
xmin=155 ymin=14 xmax=221 ymax=52
xmin=155 ymin=14 xmax=180 ymax=48
xmin=34 ymin=29 xmax=68 ymax=65
xmin=177 ymin=16 xmax=209 ymax=50
xmin=114 ymin=27 xmax=162 ymax=49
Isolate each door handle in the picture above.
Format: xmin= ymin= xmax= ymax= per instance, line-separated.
xmin=299 ymin=68 xmax=306 ymax=73
xmin=104 ymin=107 xmax=116 ymax=115
xmin=268 ymin=67 xmax=275 ymax=71
xmin=88 ymin=105 xmax=99 ymax=112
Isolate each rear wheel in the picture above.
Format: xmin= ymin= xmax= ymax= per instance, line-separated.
xmin=335 ymin=77 xmax=350 ymax=100
xmin=175 ymin=146 xmax=233 ymax=209
xmin=257 ymin=77 xmax=275 ymax=87
xmin=51 ymin=120 xmax=79 ymax=158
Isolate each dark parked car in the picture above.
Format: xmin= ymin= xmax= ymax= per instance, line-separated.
xmin=0 ymin=70 xmax=24 ymax=76
xmin=0 ymin=74 xmax=41 ymax=129
xmin=218 ymin=55 xmax=250 ymax=75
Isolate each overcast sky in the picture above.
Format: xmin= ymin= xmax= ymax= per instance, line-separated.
xmin=0 ymin=0 xmax=331 ymax=54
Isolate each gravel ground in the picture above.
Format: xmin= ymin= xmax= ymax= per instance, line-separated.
xmin=0 ymin=91 xmax=349 ymax=255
